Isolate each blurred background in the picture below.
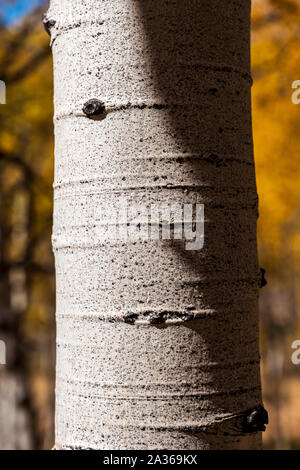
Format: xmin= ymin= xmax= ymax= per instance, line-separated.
xmin=0 ymin=0 xmax=299 ymax=450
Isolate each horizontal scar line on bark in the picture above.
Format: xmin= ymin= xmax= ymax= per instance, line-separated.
xmin=81 ymin=99 xmax=168 ymax=119
xmin=54 ymin=103 xmax=188 ymax=121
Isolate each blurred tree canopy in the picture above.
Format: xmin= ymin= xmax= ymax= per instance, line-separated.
xmin=252 ymin=0 xmax=300 ymax=278
xmin=252 ymin=0 xmax=300 ymax=449
xmin=0 ymin=2 xmax=54 ymax=449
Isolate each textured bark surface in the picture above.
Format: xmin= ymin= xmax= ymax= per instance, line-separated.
xmin=50 ymin=0 xmax=262 ymax=449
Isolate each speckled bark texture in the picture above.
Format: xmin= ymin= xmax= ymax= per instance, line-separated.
xmin=50 ymin=0 xmax=262 ymax=449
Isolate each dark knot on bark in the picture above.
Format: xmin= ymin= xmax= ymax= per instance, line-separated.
xmin=259 ymin=268 xmax=267 ymax=288
xmin=242 ymin=405 xmax=268 ymax=433
xmin=83 ymin=99 xmax=106 ymax=117
xmin=123 ymin=313 xmax=138 ymax=325
xmin=42 ymin=14 xmax=56 ymax=36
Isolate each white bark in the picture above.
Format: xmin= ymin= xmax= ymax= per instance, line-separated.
xmin=50 ymin=0 xmax=262 ymax=449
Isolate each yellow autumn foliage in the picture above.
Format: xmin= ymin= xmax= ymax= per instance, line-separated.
xmin=252 ymin=0 xmax=300 ymax=275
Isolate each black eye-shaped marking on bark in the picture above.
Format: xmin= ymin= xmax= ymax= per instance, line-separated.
xmin=152 ymin=104 xmax=165 ymax=110
xmin=83 ymin=99 xmax=106 ymax=117
xmin=242 ymin=405 xmax=268 ymax=433
xmin=124 ymin=313 xmax=138 ymax=325
xmin=42 ymin=14 xmax=56 ymax=36
xmin=182 ymin=311 xmax=195 ymax=322
xmin=149 ymin=313 xmax=165 ymax=325
xmin=260 ymin=268 xmax=267 ymax=288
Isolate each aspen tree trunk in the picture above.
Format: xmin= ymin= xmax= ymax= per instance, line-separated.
xmin=49 ymin=0 xmax=263 ymax=449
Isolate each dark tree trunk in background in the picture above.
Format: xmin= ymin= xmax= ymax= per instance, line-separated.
xmin=0 ymin=202 xmax=32 ymax=449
